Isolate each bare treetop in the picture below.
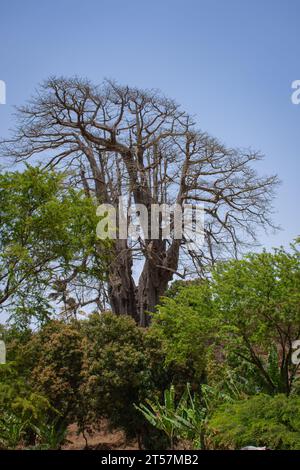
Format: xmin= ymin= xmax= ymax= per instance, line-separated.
xmin=0 ymin=77 xmax=279 ymax=325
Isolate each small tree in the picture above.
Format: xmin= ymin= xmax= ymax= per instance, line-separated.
xmin=152 ymin=244 xmax=300 ymax=395
xmin=151 ymin=280 xmax=217 ymax=382
xmin=212 ymin=245 xmax=300 ymax=395
xmin=0 ymin=166 xmax=109 ymax=324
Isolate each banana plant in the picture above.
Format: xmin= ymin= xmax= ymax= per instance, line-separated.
xmin=136 ymin=385 xmax=183 ymax=449
xmin=31 ymin=419 xmax=68 ymax=450
xmin=135 ymin=384 xmax=206 ymax=449
xmin=171 ymin=384 xmax=207 ymax=448
xmin=0 ymin=413 xmax=29 ymax=449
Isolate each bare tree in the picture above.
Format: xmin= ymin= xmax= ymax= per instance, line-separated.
xmin=0 ymin=77 xmax=278 ymax=325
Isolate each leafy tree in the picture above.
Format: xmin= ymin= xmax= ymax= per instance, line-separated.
xmin=0 ymin=166 xmax=109 ymax=325
xmin=212 ymin=247 xmax=300 ymax=395
xmin=207 ymin=394 xmax=300 ymax=450
xmin=151 ymin=280 xmax=217 ymax=382
xmin=152 ymin=245 xmax=300 ymax=397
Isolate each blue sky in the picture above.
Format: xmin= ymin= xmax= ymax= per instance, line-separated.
xmin=0 ymin=0 xmax=299 ymax=250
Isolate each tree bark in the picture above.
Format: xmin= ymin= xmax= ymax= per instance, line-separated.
xmin=108 ymin=239 xmax=139 ymax=323
xmin=137 ymin=240 xmax=181 ymax=326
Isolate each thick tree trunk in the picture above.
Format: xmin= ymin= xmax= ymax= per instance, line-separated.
xmin=108 ymin=239 xmax=178 ymax=327
xmin=108 ymin=239 xmax=139 ymax=323
xmin=137 ymin=240 xmax=181 ymax=326
xmin=137 ymin=262 xmax=169 ymax=327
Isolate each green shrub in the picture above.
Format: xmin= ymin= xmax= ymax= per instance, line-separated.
xmin=0 ymin=362 xmax=55 ymax=449
xmin=81 ymin=313 xmax=158 ymax=441
xmin=207 ymin=394 xmax=300 ymax=450
xmin=23 ymin=321 xmax=84 ymax=425
xmin=151 ymin=280 xmax=216 ymax=383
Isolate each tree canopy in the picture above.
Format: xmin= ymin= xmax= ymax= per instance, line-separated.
xmin=0 ymin=77 xmax=278 ymax=324
xmin=0 ymin=165 xmax=109 ymax=326
xmin=152 ymin=245 xmax=300 ymax=395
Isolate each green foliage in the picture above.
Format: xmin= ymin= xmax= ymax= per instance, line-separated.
xmin=0 ymin=322 xmax=81 ymax=449
xmin=207 ymin=394 xmax=300 ymax=450
xmin=81 ymin=313 xmax=159 ymax=441
xmin=136 ymin=384 xmax=206 ymax=449
xmin=2 ymin=315 xmax=193 ymax=449
xmin=136 ymin=378 xmax=243 ymax=450
xmin=136 ymin=385 xmax=181 ymax=449
xmin=80 ymin=313 xmax=192 ymax=447
xmin=0 ymin=165 xmax=109 ymax=325
xmin=151 ymin=280 xmax=216 ymax=380
xmin=0 ymin=363 xmax=50 ymax=421
xmin=31 ymin=419 xmax=68 ymax=450
xmin=206 ymin=354 xmax=262 ymax=398
xmin=0 ymin=362 xmax=55 ymax=449
xmin=22 ymin=321 xmax=84 ymax=424
xmin=0 ymin=413 xmax=28 ymax=449
xmin=1 ymin=243 xmax=299 ymax=449
xmin=212 ymin=247 xmax=300 ymax=394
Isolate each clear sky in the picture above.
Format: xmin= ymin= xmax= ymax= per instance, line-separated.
xmin=0 ymin=0 xmax=299 ymax=250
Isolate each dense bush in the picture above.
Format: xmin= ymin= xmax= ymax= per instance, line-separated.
xmin=3 ymin=314 xmax=200 ymax=449
xmin=1 ymin=244 xmax=300 ymax=449
xmin=81 ymin=313 xmax=170 ymax=447
xmin=212 ymin=248 xmax=300 ymax=395
xmin=0 ymin=362 xmax=65 ymax=449
xmin=22 ymin=321 xmax=84 ymax=426
xmin=151 ymin=280 xmax=216 ymax=384
xmin=207 ymin=394 xmax=300 ymax=450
